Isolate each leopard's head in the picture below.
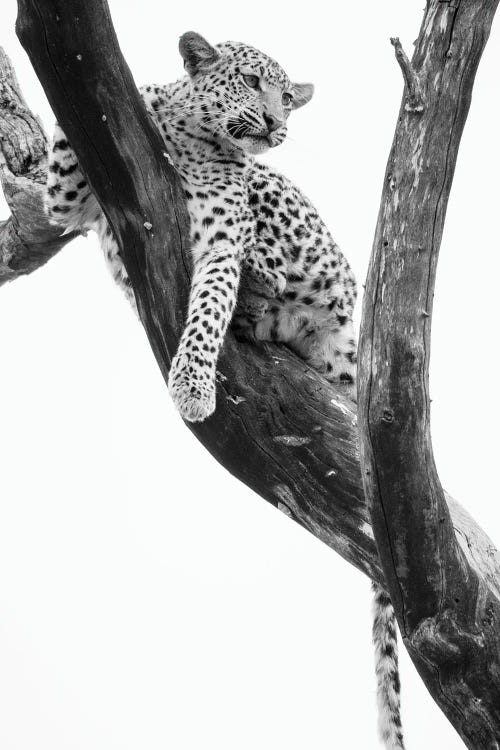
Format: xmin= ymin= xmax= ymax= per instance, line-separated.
xmin=179 ymin=32 xmax=313 ymax=155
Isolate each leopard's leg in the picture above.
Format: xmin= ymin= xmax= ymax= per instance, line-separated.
xmin=277 ymin=248 xmax=357 ymax=398
xmin=233 ymin=244 xmax=285 ymax=339
xmin=251 ymin=303 xmax=357 ymax=400
xmin=168 ymin=240 xmax=241 ymax=422
xmin=234 ymin=243 xmax=287 ymax=339
xmin=242 ymin=244 xmax=287 ymax=299
xmin=291 ymin=314 xmax=357 ymax=400
xmin=45 ymin=124 xmax=136 ymax=311
xmin=45 ymin=124 xmax=100 ymax=232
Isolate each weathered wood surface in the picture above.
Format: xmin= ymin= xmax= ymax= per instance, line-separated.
xmin=358 ymin=2 xmax=500 ymax=747
xmin=5 ymin=1 xmax=499 ymax=744
xmin=0 ymin=47 xmax=77 ymax=284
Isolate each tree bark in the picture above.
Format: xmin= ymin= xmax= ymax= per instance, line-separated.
xmin=0 ymin=47 xmax=77 ymax=284
xmin=2 ymin=0 xmax=498 ymax=745
xmin=358 ymin=2 xmax=500 ymax=748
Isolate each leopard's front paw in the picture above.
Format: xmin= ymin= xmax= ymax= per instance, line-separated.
xmin=168 ymin=353 xmax=216 ymax=422
xmin=237 ymin=289 xmax=269 ymax=321
xmin=258 ymin=272 xmax=286 ymax=299
xmin=242 ymin=267 xmax=286 ymax=300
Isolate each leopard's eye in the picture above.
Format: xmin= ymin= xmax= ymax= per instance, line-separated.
xmin=243 ymin=74 xmax=260 ymax=89
xmin=282 ymin=92 xmax=293 ymax=106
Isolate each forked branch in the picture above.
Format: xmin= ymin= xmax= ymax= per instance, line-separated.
xmin=390 ymin=37 xmax=424 ymax=112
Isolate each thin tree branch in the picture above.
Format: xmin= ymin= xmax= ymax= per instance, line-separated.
xmin=0 ymin=47 xmax=77 ymax=285
xmin=359 ymin=1 xmax=500 ymax=747
xmin=390 ymin=37 xmax=424 ymax=112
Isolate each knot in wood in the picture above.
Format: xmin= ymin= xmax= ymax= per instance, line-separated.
xmin=382 ymin=409 xmax=394 ymax=424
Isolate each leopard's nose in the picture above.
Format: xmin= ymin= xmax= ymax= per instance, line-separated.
xmin=263 ymin=113 xmax=282 ymax=133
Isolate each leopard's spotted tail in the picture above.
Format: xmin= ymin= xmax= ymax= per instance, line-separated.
xmin=372 ymin=582 xmax=405 ymax=750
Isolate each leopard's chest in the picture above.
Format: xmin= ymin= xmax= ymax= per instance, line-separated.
xmin=165 ymin=149 xmax=250 ymax=251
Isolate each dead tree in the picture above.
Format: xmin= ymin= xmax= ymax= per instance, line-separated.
xmin=358 ymin=4 xmax=500 ymax=747
xmin=0 ymin=0 xmax=497 ymax=746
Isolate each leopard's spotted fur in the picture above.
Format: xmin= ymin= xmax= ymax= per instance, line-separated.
xmin=44 ymin=31 xmax=404 ymax=749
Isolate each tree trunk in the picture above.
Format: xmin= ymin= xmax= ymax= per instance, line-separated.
xmin=358 ymin=2 xmax=500 ymax=748
xmin=0 ymin=0 xmax=497 ymax=745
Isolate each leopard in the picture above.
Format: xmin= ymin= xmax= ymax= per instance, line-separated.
xmin=44 ymin=31 xmax=404 ymax=749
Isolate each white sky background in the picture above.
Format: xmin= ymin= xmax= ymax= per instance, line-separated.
xmin=0 ymin=2 xmax=498 ymax=748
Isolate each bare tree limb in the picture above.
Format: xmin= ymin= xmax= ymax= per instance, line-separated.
xmin=390 ymin=37 xmax=424 ymax=113
xmin=0 ymin=47 xmax=77 ymax=285
xmin=4 ymin=0 xmax=499 ymax=745
xmin=359 ymin=1 xmax=500 ymax=747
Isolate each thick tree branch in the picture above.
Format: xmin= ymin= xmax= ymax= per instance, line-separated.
xmin=359 ymin=1 xmax=500 ymax=747
xmin=0 ymin=47 xmax=77 ymax=284
xmin=6 ymin=1 xmax=500 ymax=745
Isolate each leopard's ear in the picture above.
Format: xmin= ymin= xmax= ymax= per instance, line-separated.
xmin=291 ymin=83 xmax=314 ymax=109
xmin=179 ymin=32 xmax=220 ymax=77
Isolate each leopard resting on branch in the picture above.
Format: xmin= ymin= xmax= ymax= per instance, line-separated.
xmin=44 ymin=31 xmax=404 ymax=749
